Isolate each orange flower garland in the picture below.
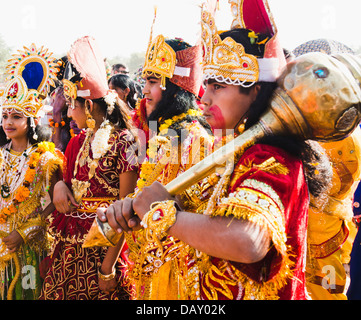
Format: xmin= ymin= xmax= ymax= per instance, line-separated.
xmin=0 ymin=142 xmax=54 ymax=224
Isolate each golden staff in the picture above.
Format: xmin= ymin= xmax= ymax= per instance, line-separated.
xmin=83 ymin=52 xmax=361 ymax=248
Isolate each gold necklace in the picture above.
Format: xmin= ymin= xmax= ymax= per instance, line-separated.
xmin=1 ymin=149 xmax=25 ymax=199
xmin=71 ymin=132 xmax=92 ymax=204
xmin=71 ymin=122 xmax=114 ymax=204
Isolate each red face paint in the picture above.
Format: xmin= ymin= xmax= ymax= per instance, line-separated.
xmin=203 ymin=105 xmax=225 ymax=131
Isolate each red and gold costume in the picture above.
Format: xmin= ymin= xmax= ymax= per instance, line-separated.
xmin=126 ymin=0 xmax=309 ymax=300
xmin=41 ymin=129 xmax=138 ymax=300
xmin=184 ymin=143 xmax=308 ymax=300
xmin=40 ymin=36 xmax=139 ymax=300
xmin=126 ymin=134 xmax=308 ymax=300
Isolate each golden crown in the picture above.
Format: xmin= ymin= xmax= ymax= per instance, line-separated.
xmin=142 ymin=34 xmax=177 ymax=90
xmin=201 ymin=6 xmax=259 ymax=86
xmin=1 ymin=44 xmax=59 ymax=117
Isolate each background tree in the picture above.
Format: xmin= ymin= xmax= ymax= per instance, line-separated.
xmin=0 ymin=35 xmax=12 ymax=83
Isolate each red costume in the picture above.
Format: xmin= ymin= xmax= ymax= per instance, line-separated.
xmin=190 ymin=144 xmax=309 ymax=300
xmin=40 ymin=129 xmax=138 ymax=299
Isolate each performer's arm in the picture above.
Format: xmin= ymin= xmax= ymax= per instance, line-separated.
xmin=98 ymin=170 xmax=137 ymax=293
xmin=166 ymin=210 xmax=270 ymax=263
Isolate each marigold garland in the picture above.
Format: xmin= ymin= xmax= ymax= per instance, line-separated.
xmin=136 ymin=108 xmax=202 ymax=191
xmin=0 ymin=142 xmax=55 ymax=224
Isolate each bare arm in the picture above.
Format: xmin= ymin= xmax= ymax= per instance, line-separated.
xmin=167 ymin=211 xmax=270 ymax=264
xmin=98 ymin=170 xmax=137 ymax=293
xmin=102 ymin=170 xmax=138 ymax=272
xmin=100 ymin=181 xmax=271 ymax=264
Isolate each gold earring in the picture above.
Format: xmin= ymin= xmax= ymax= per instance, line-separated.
xmin=85 ymin=105 xmax=95 ymax=129
xmin=237 ymin=118 xmax=247 ymax=134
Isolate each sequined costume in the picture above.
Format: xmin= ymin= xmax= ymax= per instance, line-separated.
xmin=40 ymin=129 xmax=138 ymax=300
xmin=125 ymin=117 xmax=213 ymax=300
xmin=183 ymin=142 xmax=309 ymax=300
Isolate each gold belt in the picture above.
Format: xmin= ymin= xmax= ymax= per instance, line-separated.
xmin=78 ymin=197 xmax=117 ymax=213
xmin=308 ymin=222 xmax=349 ymax=259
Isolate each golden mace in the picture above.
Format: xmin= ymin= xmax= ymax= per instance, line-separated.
xmin=83 ymin=52 xmax=361 ymax=248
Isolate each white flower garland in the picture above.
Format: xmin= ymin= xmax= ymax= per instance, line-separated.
xmin=104 ymin=90 xmax=118 ymax=115
xmin=91 ymin=119 xmax=113 ymax=159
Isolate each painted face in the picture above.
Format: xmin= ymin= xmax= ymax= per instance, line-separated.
xmin=2 ymin=110 xmax=29 ymax=140
xmin=201 ymin=80 xmax=258 ymax=135
xmin=67 ymin=99 xmax=87 ymax=129
xmin=142 ymin=76 xmax=163 ymax=117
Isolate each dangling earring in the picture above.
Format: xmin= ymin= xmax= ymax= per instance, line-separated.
xmin=237 ymin=118 xmax=247 ymax=135
xmin=84 ymin=103 xmax=95 ymax=129
xmin=30 ymin=117 xmax=38 ymax=140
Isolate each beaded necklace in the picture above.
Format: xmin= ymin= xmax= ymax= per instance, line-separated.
xmin=0 ymin=142 xmax=54 ymax=224
xmin=0 ymin=143 xmax=34 ymax=200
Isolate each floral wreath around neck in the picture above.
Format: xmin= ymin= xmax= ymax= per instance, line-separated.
xmin=71 ymin=119 xmax=114 ymax=204
xmin=136 ymin=108 xmax=202 ymax=190
xmin=0 ymin=141 xmax=55 ymax=224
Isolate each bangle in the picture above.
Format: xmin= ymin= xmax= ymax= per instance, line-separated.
xmin=98 ymin=268 xmax=116 ymax=281
xmin=140 ymin=200 xmax=177 ymax=240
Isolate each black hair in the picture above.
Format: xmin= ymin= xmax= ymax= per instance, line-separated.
xmin=217 ymin=29 xmax=331 ymax=200
xmin=112 ymin=63 xmax=129 ymax=74
xmin=75 ymin=96 xmax=133 ymax=132
xmin=0 ymin=117 xmax=52 ymax=146
xmin=108 ymin=74 xmax=142 ymax=109
xmin=219 ymin=28 xmax=268 ymax=58
xmin=147 ymin=38 xmax=211 ymax=135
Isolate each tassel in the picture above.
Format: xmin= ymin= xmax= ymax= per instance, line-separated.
xmin=30 ymin=117 xmax=38 ymax=140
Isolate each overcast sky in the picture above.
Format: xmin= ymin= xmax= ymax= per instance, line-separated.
xmin=0 ymin=0 xmax=360 ymax=59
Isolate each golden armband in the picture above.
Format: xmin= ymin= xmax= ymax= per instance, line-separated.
xmin=140 ymin=200 xmax=178 ymax=240
xmin=17 ymin=217 xmax=45 ymax=244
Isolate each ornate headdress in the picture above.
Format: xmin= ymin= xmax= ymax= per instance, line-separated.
xmin=62 ymin=36 xmax=118 ymax=115
xmin=201 ymin=0 xmax=286 ymax=87
xmin=142 ymin=9 xmax=203 ymax=95
xmin=1 ymin=44 xmax=59 ymax=118
xmin=62 ymin=36 xmax=109 ymax=101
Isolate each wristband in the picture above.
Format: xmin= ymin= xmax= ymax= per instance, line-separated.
xmin=98 ymin=268 xmax=116 ymax=281
xmin=140 ymin=200 xmax=178 ymax=240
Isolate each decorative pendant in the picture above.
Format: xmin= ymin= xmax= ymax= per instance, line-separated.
xmin=1 ymin=183 xmax=10 ymax=199
xmin=88 ymin=160 xmax=98 ymax=179
xmin=71 ymin=178 xmax=90 ymax=204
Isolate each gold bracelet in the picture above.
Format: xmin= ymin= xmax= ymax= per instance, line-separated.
xmin=98 ymin=268 xmax=116 ymax=281
xmin=140 ymin=200 xmax=177 ymax=240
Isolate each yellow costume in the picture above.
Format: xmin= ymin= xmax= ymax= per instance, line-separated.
xmin=306 ymin=126 xmax=361 ymax=299
xmin=126 ymin=117 xmax=213 ymax=299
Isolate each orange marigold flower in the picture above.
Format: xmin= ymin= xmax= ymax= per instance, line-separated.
xmin=29 ymin=152 xmax=40 ymax=167
xmin=37 ymin=142 xmax=55 ymax=154
xmin=2 ymin=207 xmax=11 ymax=216
xmin=37 ymin=142 xmax=49 ymax=153
xmin=8 ymin=204 xmax=17 ymax=214
xmin=14 ymin=186 xmax=30 ymax=203
xmin=25 ymin=168 xmax=36 ymax=183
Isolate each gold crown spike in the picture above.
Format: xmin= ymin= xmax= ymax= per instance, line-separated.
xmin=2 ymin=76 xmax=42 ymax=118
xmin=2 ymin=44 xmax=59 ymax=117
xmin=229 ymin=0 xmax=246 ymax=29
xmin=142 ymin=34 xmax=177 ymax=90
xmin=201 ymin=8 xmax=259 ymax=86
xmin=63 ymin=79 xmax=78 ymax=99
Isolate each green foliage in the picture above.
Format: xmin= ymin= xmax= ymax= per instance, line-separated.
xmin=0 ymin=35 xmax=12 ymax=83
